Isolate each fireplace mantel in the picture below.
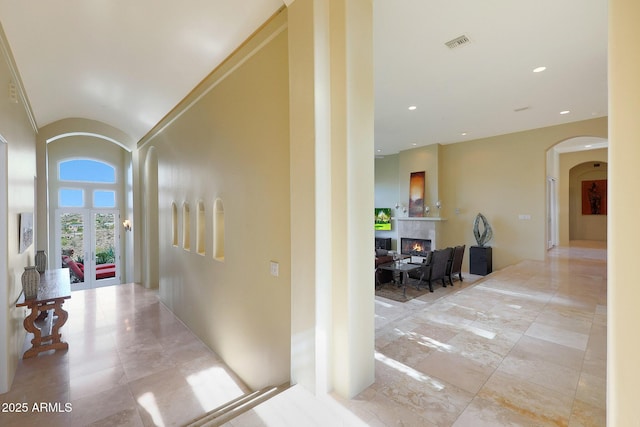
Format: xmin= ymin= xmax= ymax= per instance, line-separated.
xmin=395 ymin=217 xmax=447 ymax=222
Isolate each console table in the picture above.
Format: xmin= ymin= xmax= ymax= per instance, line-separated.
xmin=16 ymin=268 xmax=71 ymax=358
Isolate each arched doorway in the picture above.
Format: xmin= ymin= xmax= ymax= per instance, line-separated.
xmin=546 ymin=136 xmax=608 ymax=247
xmin=569 ymin=161 xmax=608 ymax=241
xmin=47 ymin=134 xmax=131 ymax=289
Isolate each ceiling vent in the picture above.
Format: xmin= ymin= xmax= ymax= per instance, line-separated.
xmin=445 ymin=34 xmax=471 ymax=49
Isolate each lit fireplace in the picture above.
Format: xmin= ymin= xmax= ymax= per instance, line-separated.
xmin=400 ymin=238 xmax=431 ymax=256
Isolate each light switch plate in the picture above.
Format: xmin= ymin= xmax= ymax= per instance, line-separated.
xmin=270 ymin=261 xmax=279 ymax=277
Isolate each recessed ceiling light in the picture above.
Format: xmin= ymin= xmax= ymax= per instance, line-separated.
xmin=585 ymin=145 xmax=592 ymax=148
xmin=408 ymin=106 xmax=417 ymax=111
xmin=461 ymin=132 xmax=468 ymax=136
xmin=533 ymin=66 xmax=546 ymax=73
xmin=560 ymin=110 xmax=570 ymax=115
xmin=377 ymin=149 xmax=381 ymax=152
xmin=412 ymin=143 xmax=417 ymax=146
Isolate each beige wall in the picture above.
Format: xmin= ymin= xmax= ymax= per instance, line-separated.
xmin=438 ymin=118 xmax=606 ymax=269
xmin=374 ymin=117 xmax=607 ymax=270
xmin=374 ymin=154 xmax=399 ymax=250
xmin=0 ymin=31 xmax=38 ymax=392
xmin=140 ymin=14 xmax=291 ymax=390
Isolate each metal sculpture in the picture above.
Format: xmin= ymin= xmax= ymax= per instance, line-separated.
xmin=473 ymin=213 xmax=493 ymax=246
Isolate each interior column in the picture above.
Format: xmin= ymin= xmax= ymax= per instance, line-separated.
xmin=608 ymin=0 xmax=640 ymax=424
xmin=289 ymin=0 xmax=374 ymax=398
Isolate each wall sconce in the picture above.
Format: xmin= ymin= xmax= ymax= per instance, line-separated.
xmin=395 ymin=203 xmax=407 ymax=214
xmin=435 ymin=200 xmax=441 ymax=212
xmin=424 ymin=206 xmax=430 ymax=216
xmin=122 ymin=219 xmax=132 ymax=232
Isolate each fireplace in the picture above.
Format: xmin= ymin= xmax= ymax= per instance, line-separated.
xmin=400 ymin=238 xmax=431 ymax=256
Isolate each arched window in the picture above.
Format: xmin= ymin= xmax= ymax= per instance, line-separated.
xmin=58 ymin=159 xmax=117 ymax=208
xmin=59 ymin=159 xmax=116 ymax=183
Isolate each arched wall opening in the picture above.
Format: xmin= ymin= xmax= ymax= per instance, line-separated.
xmin=36 ymin=119 xmax=136 ymax=283
xmin=569 ymin=161 xmax=608 ymax=241
xmin=46 ymin=133 xmax=132 ymax=286
xmin=546 ymin=136 xmax=608 ymax=247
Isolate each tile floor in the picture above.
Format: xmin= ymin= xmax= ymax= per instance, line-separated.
xmin=1 ymin=283 xmax=250 ymax=426
xmin=229 ymin=241 xmax=606 ymax=427
xmin=1 ymin=241 xmax=606 ymax=426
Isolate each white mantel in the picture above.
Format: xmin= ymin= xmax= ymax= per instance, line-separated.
xmin=395 ymin=217 xmax=447 ymax=250
xmin=395 ymin=217 xmax=446 ymax=222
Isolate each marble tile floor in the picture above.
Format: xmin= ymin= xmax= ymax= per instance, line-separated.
xmin=1 ymin=283 xmax=251 ymax=426
xmin=228 ymin=241 xmax=606 ymax=427
xmin=1 ymin=241 xmax=606 ymax=426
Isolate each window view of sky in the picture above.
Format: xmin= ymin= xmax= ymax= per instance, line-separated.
xmin=59 ymin=159 xmax=116 ymax=208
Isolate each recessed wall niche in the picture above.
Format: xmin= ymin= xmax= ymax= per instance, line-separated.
xmin=196 ymin=201 xmax=205 ymax=255
xmin=183 ymin=202 xmax=191 ymax=251
xmin=213 ymin=198 xmax=225 ymax=261
xmin=171 ymin=202 xmax=178 ymax=246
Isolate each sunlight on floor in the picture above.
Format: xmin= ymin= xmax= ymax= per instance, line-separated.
xmin=138 ymin=392 xmax=165 ymax=427
xmin=187 ymin=366 xmax=245 ymax=412
xmin=374 ymin=351 xmax=444 ymax=390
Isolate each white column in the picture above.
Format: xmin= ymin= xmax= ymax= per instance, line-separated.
xmin=289 ymin=0 xmax=374 ymax=398
xmin=608 ymin=0 xmax=640 ymax=424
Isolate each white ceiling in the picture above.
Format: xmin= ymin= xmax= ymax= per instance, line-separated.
xmin=0 ymin=0 xmax=608 ymax=153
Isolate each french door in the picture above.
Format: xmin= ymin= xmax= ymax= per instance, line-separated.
xmin=56 ymin=209 xmax=120 ymax=290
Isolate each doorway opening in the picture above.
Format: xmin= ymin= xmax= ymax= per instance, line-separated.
xmin=52 ymin=157 xmax=123 ymax=290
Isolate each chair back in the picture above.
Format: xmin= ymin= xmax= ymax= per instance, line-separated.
xmin=431 ymin=247 xmax=453 ymax=282
xmin=451 ymin=245 xmax=465 ymax=275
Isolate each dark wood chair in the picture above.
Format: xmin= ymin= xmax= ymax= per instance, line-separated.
xmin=429 ymin=247 xmax=453 ymax=290
xmin=447 ymin=245 xmax=466 ymax=284
xmin=409 ymin=249 xmax=452 ymax=292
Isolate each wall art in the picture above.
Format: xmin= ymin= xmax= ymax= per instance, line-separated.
xmin=409 ymin=171 xmax=425 ymax=217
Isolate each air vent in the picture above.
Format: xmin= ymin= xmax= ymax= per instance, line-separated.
xmin=514 ymin=106 xmax=530 ymax=112
xmin=445 ymin=35 xmax=471 ymax=49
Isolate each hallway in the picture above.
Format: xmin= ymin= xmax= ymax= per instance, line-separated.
xmin=1 ymin=283 xmax=251 ymax=426
xmin=0 ymin=241 xmax=606 ymax=426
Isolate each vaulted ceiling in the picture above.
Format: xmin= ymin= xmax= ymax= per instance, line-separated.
xmin=0 ymin=0 xmax=607 ymax=153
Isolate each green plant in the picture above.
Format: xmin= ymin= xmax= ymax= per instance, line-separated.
xmin=96 ymin=247 xmax=115 ymax=264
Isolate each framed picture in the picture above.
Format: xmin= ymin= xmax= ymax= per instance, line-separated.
xmin=582 ymin=179 xmax=607 ymax=215
xmin=375 ymin=208 xmax=392 ymax=230
xmin=409 ymin=171 xmax=425 ymax=217
xmin=19 ymin=212 xmax=34 ymax=253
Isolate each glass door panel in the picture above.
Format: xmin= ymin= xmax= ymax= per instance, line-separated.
xmin=92 ymin=211 xmax=119 ymax=287
xmin=57 ymin=209 xmax=120 ymax=290
xmin=59 ymin=211 xmax=88 ymax=290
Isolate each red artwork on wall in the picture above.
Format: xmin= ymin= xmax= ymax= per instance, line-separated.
xmin=582 ymin=179 xmax=607 ymax=215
